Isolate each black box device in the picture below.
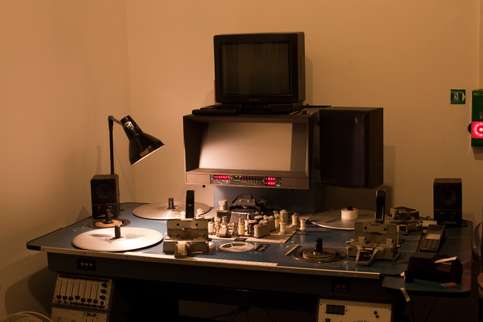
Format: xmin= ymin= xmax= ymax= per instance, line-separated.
xmin=434 ymin=178 xmax=462 ymax=226
xmin=90 ymin=174 xmax=120 ymax=219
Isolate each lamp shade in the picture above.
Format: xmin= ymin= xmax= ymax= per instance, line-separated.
xmin=120 ymin=115 xmax=164 ymax=165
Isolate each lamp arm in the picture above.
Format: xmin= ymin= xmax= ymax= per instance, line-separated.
xmin=108 ymin=115 xmax=122 ymax=125
xmin=108 ymin=116 xmax=122 ymax=175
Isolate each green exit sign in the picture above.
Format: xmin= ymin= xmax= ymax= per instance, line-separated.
xmin=451 ymin=89 xmax=466 ymax=104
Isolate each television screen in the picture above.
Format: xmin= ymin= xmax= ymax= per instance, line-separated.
xmin=214 ymin=33 xmax=305 ymax=105
xmin=199 ymin=122 xmax=293 ymax=171
xmin=221 ymin=43 xmax=291 ymax=96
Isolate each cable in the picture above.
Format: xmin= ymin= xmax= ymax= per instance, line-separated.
xmin=399 ymin=287 xmax=415 ymax=322
xmin=1 ymin=311 xmax=51 ymax=322
xmin=410 ymin=301 xmax=416 ymax=322
xmin=422 ymin=298 xmax=438 ymax=322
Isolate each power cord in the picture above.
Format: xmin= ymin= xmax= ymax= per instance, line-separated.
xmin=1 ymin=311 xmax=51 ymax=322
xmin=422 ymin=298 xmax=438 ymax=322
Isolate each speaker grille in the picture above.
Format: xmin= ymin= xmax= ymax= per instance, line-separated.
xmin=433 ymin=178 xmax=462 ymax=225
xmin=90 ymin=174 xmax=120 ymax=218
xmin=319 ymin=108 xmax=383 ymax=188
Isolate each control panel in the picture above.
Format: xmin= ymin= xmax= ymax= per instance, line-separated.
xmin=210 ymin=174 xmax=281 ymax=187
xmin=318 ymin=298 xmax=391 ymax=322
xmin=51 ymin=275 xmax=113 ymax=322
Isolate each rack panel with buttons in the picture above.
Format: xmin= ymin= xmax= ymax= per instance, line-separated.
xmin=51 ymin=275 xmax=113 ymax=322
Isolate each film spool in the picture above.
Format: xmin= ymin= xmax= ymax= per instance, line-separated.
xmin=341 ymin=208 xmax=359 ymax=221
xmin=309 ymin=209 xmax=375 ymax=230
xmin=300 ymin=248 xmax=337 ymax=263
xmin=133 ymin=200 xmax=211 ymax=220
xmin=72 ymin=227 xmax=163 ymax=252
xmin=219 ymin=241 xmax=255 ymax=253
xmin=93 ymin=218 xmax=124 ymax=228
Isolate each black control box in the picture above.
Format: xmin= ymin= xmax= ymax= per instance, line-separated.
xmin=90 ymin=174 xmax=120 ymax=219
xmin=434 ymin=178 xmax=462 ymax=226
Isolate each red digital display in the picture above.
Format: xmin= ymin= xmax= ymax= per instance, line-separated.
xmin=264 ymin=176 xmax=278 ymax=186
xmin=212 ymin=175 xmax=280 ymax=187
xmin=212 ymin=175 xmax=231 ymax=181
xmin=472 ymin=121 xmax=483 ymax=139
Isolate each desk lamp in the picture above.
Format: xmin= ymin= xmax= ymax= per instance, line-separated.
xmin=108 ymin=115 xmax=163 ymax=172
xmin=91 ymin=115 xmax=163 ymax=224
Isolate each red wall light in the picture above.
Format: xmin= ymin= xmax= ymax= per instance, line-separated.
xmin=471 ymin=121 xmax=483 ymax=139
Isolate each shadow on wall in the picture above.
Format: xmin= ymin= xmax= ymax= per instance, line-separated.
xmin=2 ymin=206 xmax=90 ymax=316
xmin=384 ymin=145 xmax=396 ymax=205
xmin=75 ymin=206 xmax=91 ymax=222
xmin=305 ymin=57 xmax=313 ymax=104
xmin=3 ymin=254 xmax=56 ymax=315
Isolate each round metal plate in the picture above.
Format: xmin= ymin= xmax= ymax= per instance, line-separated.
xmin=299 ymin=248 xmax=338 ymax=263
xmin=72 ymin=227 xmax=163 ymax=252
xmin=92 ymin=218 xmax=128 ymax=229
xmin=132 ymin=202 xmax=212 ymax=220
xmin=308 ymin=209 xmax=375 ymax=230
xmin=218 ymin=241 xmax=255 ymax=253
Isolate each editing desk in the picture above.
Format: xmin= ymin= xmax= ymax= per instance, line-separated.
xmin=27 ymin=203 xmax=474 ymax=322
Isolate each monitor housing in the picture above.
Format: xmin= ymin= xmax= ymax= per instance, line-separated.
xmin=214 ymin=32 xmax=305 ymax=108
xmin=184 ymin=110 xmax=317 ymax=190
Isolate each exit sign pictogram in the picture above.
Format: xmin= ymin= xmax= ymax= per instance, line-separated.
xmin=451 ymin=89 xmax=466 ymax=104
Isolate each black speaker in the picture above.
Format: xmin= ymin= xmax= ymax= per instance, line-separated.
xmin=434 ymin=178 xmax=462 ymax=226
xmin=375 ymin=189 xmax=386 ymax=223
xmin=319 ymin=107 xmax=383 ymax=187
xmin=90 ymin=174 xmax=120 ymax=219
xmin=185 ymin=190 xmax=195 ymax=219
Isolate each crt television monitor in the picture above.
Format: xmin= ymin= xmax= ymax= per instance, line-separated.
xmin=214 ymin=32 xmax=305 ymax=105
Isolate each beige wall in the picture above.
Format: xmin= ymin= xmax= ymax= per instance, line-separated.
xmin=2 ymin=0 xmax=483 ymax=316
xmin=0 ymin=0 xmax=129 ymax=317
xmin=126 ymin=0 xmax=482 ymax=222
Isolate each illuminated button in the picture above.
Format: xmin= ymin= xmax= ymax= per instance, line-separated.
xmin=472 ymin=121 xmax=483 ymax=138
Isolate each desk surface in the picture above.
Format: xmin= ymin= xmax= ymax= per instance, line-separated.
xmin=27 ymin=203 xmax=473 ymax=296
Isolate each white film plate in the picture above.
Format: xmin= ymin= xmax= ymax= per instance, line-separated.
xmin=72 ymin=227 xmax=163 ymax=252
xmin=308 ymin=209 xmax=375 ymax=230
xmin=133 ymin=202 xmax=211 ymax=220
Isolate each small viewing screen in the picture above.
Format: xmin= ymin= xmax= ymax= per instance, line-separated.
xmin=199 ymin=122 xmax=293 ymax=171
xmin=221 ymin=43 xmax=290 ymax=96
